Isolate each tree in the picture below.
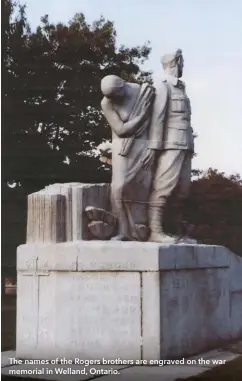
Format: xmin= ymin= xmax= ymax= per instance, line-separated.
xmin=2 ymin=0 xmax=32 ymax=268
xmin=165 ymin=168 xmax=242 ymax=256
xmin=2 ymin=0 xmax=64 ymax=194
xmin=3 ymin=5 xmax=153 ymax=192
xmin=189 ymin=169 xmax=242 ymax=256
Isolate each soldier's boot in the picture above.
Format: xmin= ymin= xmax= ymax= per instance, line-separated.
xmin=148 ymin=204 xmax=179 ymax=243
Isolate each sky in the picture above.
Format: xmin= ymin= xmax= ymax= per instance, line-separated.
xmin=25 ymin=0 xmax=242 ymax=175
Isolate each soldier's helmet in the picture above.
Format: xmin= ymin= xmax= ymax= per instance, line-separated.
xmin=161 ymin=49 xmax=183 ymax=68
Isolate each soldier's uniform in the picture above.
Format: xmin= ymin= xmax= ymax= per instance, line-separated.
xmin=148 ymin=73 xmax=194 ymax=242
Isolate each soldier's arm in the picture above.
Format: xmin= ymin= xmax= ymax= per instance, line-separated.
xmin=147 ymin=82 xmax=169 ymax=150
xmin=101 ymin=98 xmax=143 ymax=138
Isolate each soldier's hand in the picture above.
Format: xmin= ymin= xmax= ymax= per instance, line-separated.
xmin=142 ymin=148 xmax=156 ymax=170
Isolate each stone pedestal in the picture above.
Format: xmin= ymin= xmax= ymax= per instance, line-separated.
xmin=16 ymin=242 xmax=242 ymax=360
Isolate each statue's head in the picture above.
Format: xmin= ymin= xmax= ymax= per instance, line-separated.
xmin=101 ymin=75 xmax=125 ymax=101
xmin=161 ymin=49 xmax=184 ymax=78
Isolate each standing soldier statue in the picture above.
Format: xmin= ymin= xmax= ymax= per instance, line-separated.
xmin=142 ymin=49 xmax=195 ymax=243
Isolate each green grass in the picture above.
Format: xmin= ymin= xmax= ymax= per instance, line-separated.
xmin=175 ymin=356 xmax=242 ymax=381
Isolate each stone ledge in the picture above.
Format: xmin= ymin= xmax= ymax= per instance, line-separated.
xmin=17 ymin=242 xmax=230 ymax=272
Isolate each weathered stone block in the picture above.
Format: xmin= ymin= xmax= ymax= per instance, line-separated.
xmin=71 ymin=183 xmax=111 ymax=240
xmin=26 ymin=183 xmax=111 ymax=244
xmin=26 ymin=191 xmax=66 ymax=243
xmin=16 ymin=242 xmax=242 ymax=360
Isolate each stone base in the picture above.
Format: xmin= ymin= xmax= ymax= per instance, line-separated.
xmin=16 ymin=242 xmax=242 ymax=360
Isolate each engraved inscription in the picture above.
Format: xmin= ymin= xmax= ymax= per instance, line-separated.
xmin=55 ymin=272 xmax=141 ymax=355
xmin=160 ymin=268 xmax=229 ymax=357
xmin=78 ymin=260 xmax=137 ymax=270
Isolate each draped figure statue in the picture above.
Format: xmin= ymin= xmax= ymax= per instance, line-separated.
xmin=100 ymin=75 xmax=155 ymax=241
